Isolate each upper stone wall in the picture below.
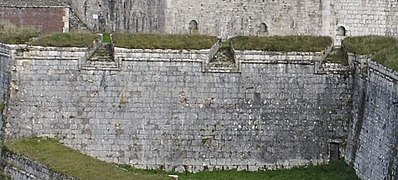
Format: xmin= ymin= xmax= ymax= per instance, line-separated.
xmin=64 ymin=0 xmax=398 ymax=38
xmin=67 ymin=0 xmax=166 ymax=32
xmin=164 ymin=0 xmax=325 ymax=37
xmin=332 ymin=0 xmax=398 ymax=37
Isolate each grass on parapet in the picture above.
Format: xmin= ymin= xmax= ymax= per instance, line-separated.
xmin=5 ymin=137 xmax=166 ymax=180
xmin=112 ymin=33 xmax=217 ymax=50
xmin=29 ymin=32 xmax=99 ymax=47
xmin=343 ymin=35 xmax=398 ymax=71
xmin=0 ymin=28 xmax=39 ymax=44
xmin=343 ymin=35 xmax=398 ymax=55
xmin=232 ymin=36 xmax=333 ymax=52
xmin=373 ymin=45 xmax=398 ymax=71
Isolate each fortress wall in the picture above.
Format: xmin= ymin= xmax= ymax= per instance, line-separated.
xmin=5 ymin=47 xmax=352 ymax=172
xmin=332 ymin=0 xmax=398 ymax=37
xmin=346 ymin=56 xmax=398 ymax=180
xmin=165 ymin=0 xmax=325 ymax=37
xmin=65 ymin=0 xmax=398 ymax=38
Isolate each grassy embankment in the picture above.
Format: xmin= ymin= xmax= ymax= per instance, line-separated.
xmin=6 ymin=138 xmax=359 ymax=180
xmin=343 ymin=35 xmax=398 ymax=71
xmin=2 ymin=31 xmax=396 ymax=71
xmin=5 ymin=138 xmax=166 ymax=180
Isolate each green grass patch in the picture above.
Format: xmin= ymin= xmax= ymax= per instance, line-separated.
xmin=373 ymin=45 xmax=398 ymax=71
xmin=6 ymin=138 xmax=359 ymax=180
xmin=121 ymin=160 xmax=359 ymax=180
xmin=232 ymin=36 xmax=332 ymax=52
xmin=29 ymin=32 xmax=99 ymax=47
xmin=112 ymin=33 xmax=217 ymax=50
xmin=102 ymin=33 xmax=111 ymax=43
xmin=324 ymin=48 xmax=349 ymax=65
xmin=0 ymin=28 xmax=39 ymax=44
xmin=343 ymin=35 xmax=398 ymax=55
xmin=5 ymin=138 xmax=166 ymax=180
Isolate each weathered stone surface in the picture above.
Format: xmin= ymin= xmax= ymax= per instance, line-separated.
xmin=62 ymin=0 xmax=398 ymax=38
xmin=0 ymin=43 xmax=11 ymax=159
xmin=5 ymin=46 xmax=352 ymax=172
xmin=346 ymin=55 xmax=398 ymax=180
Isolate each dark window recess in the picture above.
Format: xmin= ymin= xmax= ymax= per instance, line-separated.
xmin=329 ymin=142 xmax=340 ymax=161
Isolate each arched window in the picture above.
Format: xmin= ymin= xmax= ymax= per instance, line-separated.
xmin=260 ymin=23 xmax=268 ymax=33
xmin=189 ymin=20 xmax=198 ymax=34
xmin=337 ymin=26 xmax=346 ymax=36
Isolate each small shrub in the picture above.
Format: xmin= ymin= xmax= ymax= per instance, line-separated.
xmin=0 ymin=101 xmax=5 ymax=112
xmin=112 ymin=33 xmax=217 ymax=50
xmin=232 ymin=36 xmax=332 ymax=52
xmin=343 ymin=35 xmax=397 ymax=55
xmin=102 ymin=33 xmax=111 ymax=43
xmin=29 ymin=32 xmax=99 ymax=47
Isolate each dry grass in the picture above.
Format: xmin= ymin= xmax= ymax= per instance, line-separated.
xmin=112 ymin=33 xmax=217 ymax=50
xmin=232 ymin=36 xmax=332 ymax=52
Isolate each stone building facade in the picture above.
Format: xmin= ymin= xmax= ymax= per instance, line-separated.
xmin=1 ymin=0 xmax=398 ymax=38
xmin=66 ymin=0 xmax=398 ymax=38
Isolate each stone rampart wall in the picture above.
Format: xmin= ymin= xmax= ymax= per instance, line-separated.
xmin=346 ymin=55 xmax=398 ymax=180
xmin=5 ymin=46 xmax=352 ymax=172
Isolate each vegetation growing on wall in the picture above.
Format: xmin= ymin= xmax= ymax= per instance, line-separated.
xmin=343 ymin=36 xmax=398 ymax=71
xmin=0 ymin=28 xmax=39 ymax=44
xmin=112 ymin=33 xmax=217 ymax=50
xmin=29 ymin=32 xmax=99 ymax=47
xmin=343 ymin=36 xmax=397 ymax=55
xmin=232 ymin=36 xmax=333 ymax=52
xmin=373 ymin=46 xmax=398 ymax=71
xmin=119 ymin=161 xmax=359 ymax=180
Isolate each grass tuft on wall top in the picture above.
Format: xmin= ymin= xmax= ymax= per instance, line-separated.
xmin=232 ymin=36 xmax=333 ymax=52
xmin=112 ymin=33 xmax=217 ymax=50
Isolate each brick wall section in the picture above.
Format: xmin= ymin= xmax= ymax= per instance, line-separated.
xmin=5 ymin=47 xmax=352 ymax=172
xmin=346 ymin=55 xmax=398 ymax=180
xmin=0 ymin=7 xmax=68 ymax=35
